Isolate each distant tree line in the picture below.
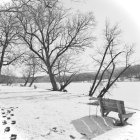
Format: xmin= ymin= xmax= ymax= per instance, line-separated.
xmin=1 ymin=64 xmax=140 ymax=85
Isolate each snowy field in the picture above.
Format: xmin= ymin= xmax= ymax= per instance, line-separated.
xmin=0 ymin=82 xmax=140 ymax=140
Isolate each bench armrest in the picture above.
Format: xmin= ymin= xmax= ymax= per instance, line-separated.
xmin=122 ymin=112 xmax=136 ymax=119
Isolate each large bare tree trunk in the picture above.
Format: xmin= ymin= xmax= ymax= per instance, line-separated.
xmin=29 ymin=78 xmax=36 ymax=87
xmin=23 ymin=74 xmax=31 ymax=86
xmin=48 ymin=68 xmax=58 ymax=91
xmin=24 ymin=79 xmax=29 ymax=86
xmin=0 ymin=64 xmax=2 ymax=75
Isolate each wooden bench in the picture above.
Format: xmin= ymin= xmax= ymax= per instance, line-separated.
xmin=89 ymin=97 xmax=135 ymax=125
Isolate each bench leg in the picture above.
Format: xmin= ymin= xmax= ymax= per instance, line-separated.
xmin=100 ymin=111 xmax=110 ymax=117
xmin=100 ymin=108 xmax=104 ymax=117
xmin=124 ymin=118 xmax=128 ymax=122
xmin=118 ymin=114 xmax=125 ymax=125
xmin=104 ymin=112 xmax=110 ymax=116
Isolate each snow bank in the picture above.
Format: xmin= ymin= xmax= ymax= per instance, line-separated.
xmin=0 ymin=82 xmax=140 ymax=140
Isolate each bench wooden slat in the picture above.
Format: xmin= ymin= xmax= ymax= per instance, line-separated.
xmin=104 ymin=108 xmax=118 ymax=113
xmin=97 ymin=97 xmax=135 ymax=125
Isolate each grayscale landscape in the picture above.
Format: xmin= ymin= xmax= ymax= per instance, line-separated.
xmin=0 ymin=0 xmax=140 ymax=140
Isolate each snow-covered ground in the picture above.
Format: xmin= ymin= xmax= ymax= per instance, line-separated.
xmin=0 ymin=82 xmax=140 ymax=140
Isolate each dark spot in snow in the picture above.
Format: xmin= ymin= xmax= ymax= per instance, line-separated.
xmin=4 ymin=127 xmax=10 ymax=132
xmin=7 ymin=110 xmax=11 ymax=113
xmin=52 ymin=127 xmax=58 ymax=132
xmin=46 ymin=132 xmax=51 ymax=135
xmin=35 ymin=117 xmax=39 ymax=119
xmin=2 ymin=120 xmax=7 ymax=125
xmin=52 ymin=127 xmax=57 ymax=130
xmin=7 ymin=117 xmax=11 ymax=120
xmin=70 ymin=135 xmax=75 ymax=139
xmin=80 ymin=133 xmax=87 ymax=136
xmin=11 ymin=120 xmax=16 ymax=124
xmin=10 ymin=134 xmax=17 ymax=140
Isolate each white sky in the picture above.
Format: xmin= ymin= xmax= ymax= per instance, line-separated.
xmin=61 ymin=0 xmax=140 ymax=63
xmin=0 ymin=0 xmax=140 ymax=74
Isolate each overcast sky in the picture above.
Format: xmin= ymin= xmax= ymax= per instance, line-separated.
xmin=1 ymin=0 xmax=140 ymax=58
xmin=0 ymin=0 xmax=140 ymax=74
xmin=61 ymin=0 xmax=140 ymax=63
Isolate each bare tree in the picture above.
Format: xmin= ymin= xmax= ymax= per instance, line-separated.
xmin=22 ymin=66 xmax=32 ymax=86
xmin=28 ymin=54 xmax=40 ymax=87
xmin=21 ymin=52 xmax=40 ymax=87
xmin=89 ymin=21 xmax=134 ymax=97
xmin=2 ymin=66 xmax=16 ymax=85
xmin=54 ymin=53 xmax=80 ymax=91
xmin=0 ymin=7 xmax=23 ymax=76
xmin=5 ymin=0 xmax=95 ymax=91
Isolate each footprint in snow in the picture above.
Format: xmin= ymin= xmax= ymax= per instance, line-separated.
xmin=11 ymin=120 xmax=16 ymax=124
xmin=70 ymin=135 xmax=76 ymax=139
xmin=2 ymin=120 xmax=7 ymax=125
xmin=10 ymin=134 xmax=17 ymax=140
xmin=4 ymin=126 xmax=10 ymax=132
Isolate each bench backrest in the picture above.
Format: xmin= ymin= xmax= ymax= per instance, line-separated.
xmin=98 ymin=98 xmax=126 ymax=114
